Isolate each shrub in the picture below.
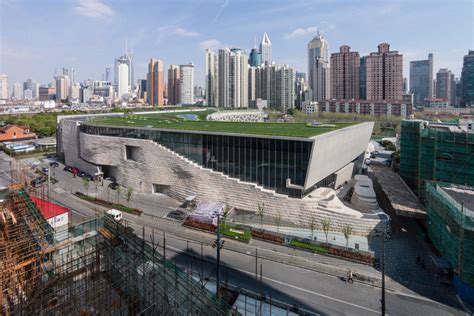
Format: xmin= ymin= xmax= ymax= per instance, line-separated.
xmin=290 ymin=239 xmax=330 ymax=254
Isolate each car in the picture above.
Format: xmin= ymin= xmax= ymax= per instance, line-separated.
xmin=106 ymin=209 xmax=122 ymax=221
xmin=78 ymin=171 xmax=87 ymax=177
xmin=42 ymin=167 xmax=49 ymax=173
xmin=105 ymin=176 xmax=116 ymax=183
xmin=31 ymin=176 xmax=46 ymax=187
xmin=364 ymin=158 xmax=372 ymax=165
xmin=49 ymin=162 xmax=59 ymax=167
xmin=108 ymin=182 xmax=119 ymax=190
xmin=63 ymin=166 xmax=72 ymax=172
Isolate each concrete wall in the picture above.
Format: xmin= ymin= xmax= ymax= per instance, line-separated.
xmin=305 ymin=122 xmax=373 ymax=189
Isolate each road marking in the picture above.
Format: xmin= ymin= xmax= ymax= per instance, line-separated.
xmin=161 ymin=242 xmax=380 ymax=314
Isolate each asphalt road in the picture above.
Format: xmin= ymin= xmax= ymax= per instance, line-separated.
xmin=0 ymin=152 xmax=467 ymax=315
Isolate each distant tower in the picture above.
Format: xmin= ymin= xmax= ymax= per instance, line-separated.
xmin=259 ymin=32 xmax=272 ymax=65
xmin=105 ymin=68 xmax=111 ymax=82
xmin=117 ymin=62 xmax=129 ymax=97
xmin=0 ymin=74 xmax=8 ymax=100
xmin=179 ymin=64 xmax=194 ymax=105
xmin=308 ymin=31 xmax=330 ymax=101
xmin=115 ymin=40 xmax=134 ymax=90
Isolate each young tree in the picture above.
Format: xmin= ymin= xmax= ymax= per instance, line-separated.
xmin=342 ymin=224 xmax=353 ymax=249
xmin=126 ymin=187 xmax=133 ymax=205
xmin=275 ymin=211 xmax=282 ymax=233
xmin=321 ymin=219 xmax=331 ymax=245
xmin=106 ymin=185 xmax=111 ymax=202
xmin=82 ymin=177 xmax=90 ymax=196
xmin=308 ymin=216 xmax=317 ymax=240
xmin=256 ymin=202 xmax=265 ymax=229
xmin=116 ymin=184 xmax=121 ymax=204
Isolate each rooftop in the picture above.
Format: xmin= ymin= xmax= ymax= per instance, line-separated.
xmin=439 ymin=183 xmax=474 ymax=212
xmin=87 ymin=110 xmax=357 ymax=138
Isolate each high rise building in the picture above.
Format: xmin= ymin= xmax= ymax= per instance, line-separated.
xmin=0 ymin=74 xmax=8 ymax=100
xmin=409 ymin=53 xmax=434 ymax=106
xmin=249 ymin=48 xmax=262 ymax=67
xmin=330 ymin=45 xmax=360 ymax=100
xmin=295 ymin=72 xmax=311 ymax=108
xmin=254 ymin=63 xmax=295 ymax=112
xmin=366 ymin=43 xmax=403 ymax=101
xmin=71 ymin=68 xmax=76 ymax=84
xmin=167 ymin=65 xmax=180 ymax=105
xmin=13 ymin=82 xmax=23 ymax=99
xmin=461 ymin=50 xmax=474 ymax=107
xmin=403 ymin=78 xmax=408 ymax=94
xmin=23 ymin=79 xmax=39 ymax=100
xmin=179 ymin=64 xmax=194 ymax=105
xmin=115 ymin=48 xmax=134 ymax=91
xmin=39 ymin=85 xmax=56 ymax=101
xmin=55 ymin=75 xmax=70 ymax=101
xmin=248 ymin=66 xmax=257 ymax=102
xmin=259 ymin=32 xmax=272 ymax=65
xmin=359 ymin=57 xmax=367 ymax=100
xmin=216 ymin=48 xmax=248 ymax=108
xmin=436 ymin=68 xmax=455 ymax=106
xmin=205 ymin=49 xmax=218 ymax=107
xmin=138 ymin=79 xmax=147 ymax=100
xmin=308 ymin=31 xmax=330 ymax=101
xmin=117 ymin=62 xmax=129 ymax=98
xmin=147 ymin=58 xmax=164 ymax=106
xmin=70 ymin=82 xmax=81 ymax=100
xmin=105 ymin=68 xmax=111 ymax=82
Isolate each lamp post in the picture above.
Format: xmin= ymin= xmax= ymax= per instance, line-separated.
xmin=212 ymin=213 xmax=225 ymax=300
xmin=374 ymin=228 xmax=386 ymax=315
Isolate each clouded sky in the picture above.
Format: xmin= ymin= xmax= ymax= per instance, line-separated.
xmin=0 ymin=0 xmax=472 ymax=88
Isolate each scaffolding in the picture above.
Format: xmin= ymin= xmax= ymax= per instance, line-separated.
xmin=425 ymin=181 xmax=474 ymax=287
xmin=1 ymin=187 xmax=229 ymax=315
xmin=400 ymin=120 xmax=474 ymax=199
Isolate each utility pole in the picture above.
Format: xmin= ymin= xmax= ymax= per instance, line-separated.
xmin=381 ymin=229 xmax=386 ymax=316
xmin=212 ymin=213 xmax=224 ymax=300
xmin=458 ymin=202 xmax=464 ymax=276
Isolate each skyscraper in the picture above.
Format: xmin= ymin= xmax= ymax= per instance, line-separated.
xmin=259 ymin=32 xmax=272 ymax=65
xmin=147 ymin=58 xmax=164 ymax=106
xmin=115 ymin=44 xmax=134 ymax=91
xmin=249 ymin=48 xmax=262 ymax=67
xmin=253 ymin=63 xmax=295 ymax=111
xmin=105 ymin=68 xmax=111 ymax=82
xmin=330 ymin=45 xmax=360 ymax=100
xmin=308 ymin=31 xmax=330 ymax=101
xmin=248 ymin=66 xmax=257 ymax=101
xmin=409 ymin=53 xmax=434 ymax=106
xmin=366 ymin=43 xmax=403 ymax=101
xmin=179 ymin=64 xmax=194 ymax=105
xmin=55 ymin=75 xmax=70 ymax=101
xmin=117 ymin=61 xmax=129 ymax=97
xmin=461 ymin=50 xmax=474 ymax=107
xmin=23 ymin=79 xmax=39 ymax=100
xmin=205 ymin=49 xmax=218 ymax=107
xmin=13 ymin=82 xmax=23 ymax=100
xmin=0 ymin=74 xmax=8 ymax=100
xmin=436 ymin=68 xmax=455 ymax=106
xmin=217 ymin=48 xmax=248 ymax=108
xmin=168 ymin=65 xmax=180 ymax=105
xmin=359 ymin=57 xmax=367 ymax=100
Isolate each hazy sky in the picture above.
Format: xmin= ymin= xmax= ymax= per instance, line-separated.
xmin=0 ymin=0 xmax=472 ymax=88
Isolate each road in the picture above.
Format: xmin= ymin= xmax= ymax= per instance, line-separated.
xmin=0 ymin=152 xmax=467 ymax=315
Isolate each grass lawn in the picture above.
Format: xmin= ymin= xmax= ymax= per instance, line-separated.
xmin=89 ymin=111 xmax=356 ymax=138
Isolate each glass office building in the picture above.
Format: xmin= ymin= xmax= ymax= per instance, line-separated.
xmin=81 ymin=124 xmax=316 ymax=197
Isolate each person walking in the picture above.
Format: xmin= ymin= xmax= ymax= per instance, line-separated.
xmin=347 ymin=270 xmax=354 ymax=283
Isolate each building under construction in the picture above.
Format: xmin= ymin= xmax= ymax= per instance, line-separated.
xmin=0 ymin=185 xmax=229 ymax=315
xmin=399 ymin=119 xmax=474 ymax=199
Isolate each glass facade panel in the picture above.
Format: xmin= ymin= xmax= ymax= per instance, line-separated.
xmin=80 ymin=124 xmax=316 ymax=197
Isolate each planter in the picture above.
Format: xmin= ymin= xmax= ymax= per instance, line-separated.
xmin=74 ymin=192 xmax=142 ymax=215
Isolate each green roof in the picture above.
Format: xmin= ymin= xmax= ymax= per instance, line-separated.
xmin=88 ymin=111 xmax=357 ymax=138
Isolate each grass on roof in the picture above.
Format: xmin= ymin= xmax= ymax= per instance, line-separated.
xmin=89 ymin=110 xmax=356 ymax=138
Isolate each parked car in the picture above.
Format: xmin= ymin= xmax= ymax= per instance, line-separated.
xmin=49 ymin=162 xmax=59 ymax=167
xmin=42 ymin=167 xmax=49 ymax=173
xmin=31 ymin=176 xmax=46 ymax=187
xmin=105 ymin=176 xmax=116 ymax=183
xmin=63 ymin=166 xmax=72 ymax=172
xmin=108 ymin=182 xmax=119 ymax=190
xmin=106 ymin=209 xmax=122 ymax=221
xmin=78 ymin=171 xmax=87 ymax=177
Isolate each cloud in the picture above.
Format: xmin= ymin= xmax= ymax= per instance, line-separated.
xmin=284 ymin=26 xmax=318 ymax=39
xmin=212 ymin=0 xmax=230 ymax=23
xmin=73 ymin=0 xmax=115 ymax=19
xmin=199 ymin=39 xmax=223 ymax=50
xmin=174 ymin=27 xmax=200 ymax=37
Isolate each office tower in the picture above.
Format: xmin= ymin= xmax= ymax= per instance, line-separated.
xmin=105 ymin=68 xmax=111 ymax=82
xmin=296 ymin=72 xmax=306 ymax=81
xmin=253 ymin=63 xmax=295 ymax=111
xmin=23 ymin=79 xmax=39 ymax=99
xmin=147 ymin=58 xmax=164 ymax=106
xmin=366 ymin=43 xmax=403 ymax=101
xmin=259 ymin=32 xmax=272 ymax=65
xmin=461 ymin=50 xmax=474 ymax=107
xmin=55 ymin=75 xmax=70 ymax=101
xmin=80 ymin=83 xmax=93 ymax=103
xmin=218 ymin=48 xmax=248 ymax=108
xmin=39 ymin=85 xmax=56 ymax=101
xmin=330 ymin=45 xmax=360 ymax=100
xmin=71 ymin=68 xmax=76 ymax=84
xmin=403 ymin=78 xmax=408 ymax=94
xmin=454 ymin=78 xmax=462 ymax=107
xmin=13 ymin=82 xmax=23 ymax=99
xmin=117 ymin=62 xmax=129 ymax=97
xmin=179 ymin=64 xmax=194 ymax=105
xmin=359 ymin=57 xmax=367 ymax=100
xmin=62 ymin=67 xmax=69 ymax=76
xmin=23 ymin=89 xmax=33 ymax=100
xmin=0 ymin=74 xmax=8 ymax=99
xmin=248 ymin=66 xmax=257 ymax=101
xmin=436 ymin=69 xmax=454 ymax=106
xmin=295 ymin=72 xmax=310 ymax=108
xmin=308 ymin=31 xmax=330 ymax=101
xmin=115 ymin=46 xmax=134 ymax=91
xmin=168 ymin=65 xmax=180 ymax=105
xmin=194 ymin=86 xmax=204 ymax=99
xmin=249 ymin=48 xmax=262 ymax=67
xmin=139 ymin=79 xmax=147 ymax=100
xmin=70 ymin=82 xmax=81 ymax=100
xmin=205 ymin=49 xmax=218 ymax=107
xmin=409 ymin=53 xmax=434 ymax=106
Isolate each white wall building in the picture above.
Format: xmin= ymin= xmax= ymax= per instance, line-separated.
xmin=205 ymin=49 xmax=218 ymax=107
xmin=55 ymin=75 xmax=70 ymax=101
xmin=117 ymin=62 xmax=129 ymax=98
xmin=179 ymin=64 xmax=194 ymax=105
xmin=259 ymin=32 xmax=272 ymax=65
xmin=13 ymin=82 xmax=23 ymax=100
xmin=0 ymin=74 xmax=8 ymax=100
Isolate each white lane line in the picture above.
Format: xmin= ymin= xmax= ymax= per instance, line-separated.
xmin=161 ymin=242 xmax=380 ymax=314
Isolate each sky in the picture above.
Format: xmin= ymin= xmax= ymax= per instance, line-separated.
xmin=0 ymin=0 xmax=473 ymax=89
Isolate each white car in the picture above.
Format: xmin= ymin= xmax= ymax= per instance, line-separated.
xmin=106 ymin=209 xmax=122 ymax=221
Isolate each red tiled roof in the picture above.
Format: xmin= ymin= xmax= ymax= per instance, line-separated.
xmin=30 ymin=196 xmax=69 ymax=219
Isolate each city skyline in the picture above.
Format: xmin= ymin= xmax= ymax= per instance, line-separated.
xmin=0 ymin=0 xmax=472 ymax=89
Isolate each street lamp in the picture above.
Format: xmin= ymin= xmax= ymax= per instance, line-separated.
xmin=212 ymin=213 xmax=225 ymax=300
xmin=374 ymin=228 xmax=387 ymax=316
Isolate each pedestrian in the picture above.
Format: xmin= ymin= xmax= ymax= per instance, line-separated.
xmin=416 ymin=255 xmax=421 ymax=265
xmin=347 ymin=270 xmax=354 ymax=283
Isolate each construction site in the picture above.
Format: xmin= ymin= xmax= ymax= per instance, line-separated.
xmin=0 ymin=180 xmax=229 ymax=315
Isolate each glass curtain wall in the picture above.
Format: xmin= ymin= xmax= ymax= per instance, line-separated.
xmin=81 ymin=124 xmax=313 ymax=197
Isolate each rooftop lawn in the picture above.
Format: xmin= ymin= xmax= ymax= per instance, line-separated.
xmin=88 ymin=111 xmax=357 ymax=138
